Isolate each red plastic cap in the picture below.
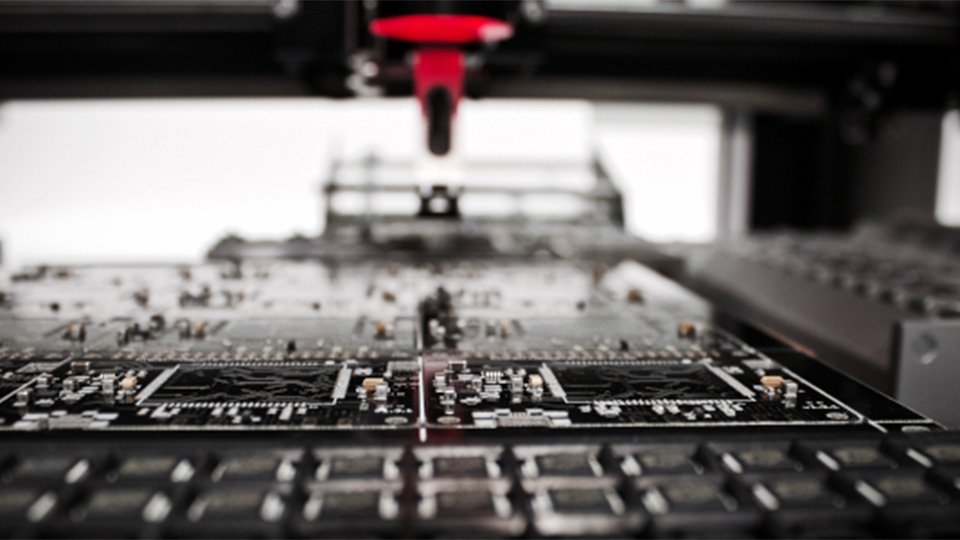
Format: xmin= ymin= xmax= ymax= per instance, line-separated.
xmin=370 ymin=14 xmax=513 ymax=44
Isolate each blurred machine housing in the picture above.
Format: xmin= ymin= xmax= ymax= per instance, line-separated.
xmin=687 ymin=218 xmax=960 ymax=426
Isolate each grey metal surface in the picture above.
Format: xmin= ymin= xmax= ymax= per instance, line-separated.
xmin=898 ymin=319 xmax=960 ymax=428
xmin=684 ymin=222 xmax=960 ymax=427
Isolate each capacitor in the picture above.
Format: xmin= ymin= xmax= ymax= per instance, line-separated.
xmin=362 ymin=377 xmax=384 ymax=392
xmin=761 ymin=376 xmax=784 ymax=389
xmin=529 ymin=376 xmax=544 ymax=402
xmin=120 ymin=376 xmax=138 ymax=393
xmin=677 ymin=322 xmax=697 ymax=339
xmin=15 ymin=388 xmax=33 ymax=406
xmin=70 ymin=361 xmax=90 ymax=375
xmin=192 ymin=321 xmax=207 ymax=340
xmin=64 ymin=322 xmax=86 ymax=342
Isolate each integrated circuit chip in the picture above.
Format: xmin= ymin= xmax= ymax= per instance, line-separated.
xmin=550 ymin=362 xmax=744 ymax=402
xmin=143 ymin=364 xmax=342 ymax=406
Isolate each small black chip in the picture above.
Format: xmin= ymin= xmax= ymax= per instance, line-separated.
xmin=0 ymin=489 xmax=42 ymax=519
xmin=214 ymin=455 xmax=281 ymax=481
xmin=314 ymin=491 xmax=382 ymax=519
xmin=547 ymin=488 xmax=615 ymax=514
xmin=84 ymin=488 xmax=154 ymax=519
xmin=535 ymin=453 xmax=599 ymax=477
xmin=9 ymin=456 xmax=86 ymax=482
xmin=189 ymin=488 xmax=273 ymax=521
xmin=726 ymin=447 xmax=799 ymax=473
xmin=432 ymin=457 xmax=489 ymax=478
xmin=866 ymin=474 xmax=944 ymax=505
xmin=762 ymin=477 xmax=837 ymax=509
xmin=822 ymin=445 xmax=896 ymax=470
xmin=918 ymin=443 xmax=960 ymax=466
xmin=116 ymin=456 xmax=179 ymax=480
xmin=631 ymin=448 xmax=699 ymax=475
xmin=436 ymin=490 xmax=497 ymax=516
xmin=325 ymin=456 xmax=384 ymax=480
xmin=655 ymin=479 xmax=728 ymax=512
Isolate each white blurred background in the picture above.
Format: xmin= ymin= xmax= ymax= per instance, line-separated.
xmin=0 ymin=98 xmax=721 ymax=267
xmin=1 ymin=98 xmax=957 ymax=269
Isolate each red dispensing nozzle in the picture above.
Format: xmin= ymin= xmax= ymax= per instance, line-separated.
xmin=369 ymin=14 xmax=513 ymax=45
xmin=369 ymin=15 xmax=513 ymax=156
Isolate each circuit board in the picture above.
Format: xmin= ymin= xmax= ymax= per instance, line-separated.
xmin=0 ymin=260 xmax=931 ymax=433
xmin=424 ymin=355 xmax=861 ymax=429
xmin=0 ymin=356 xmax=419 ymax=430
